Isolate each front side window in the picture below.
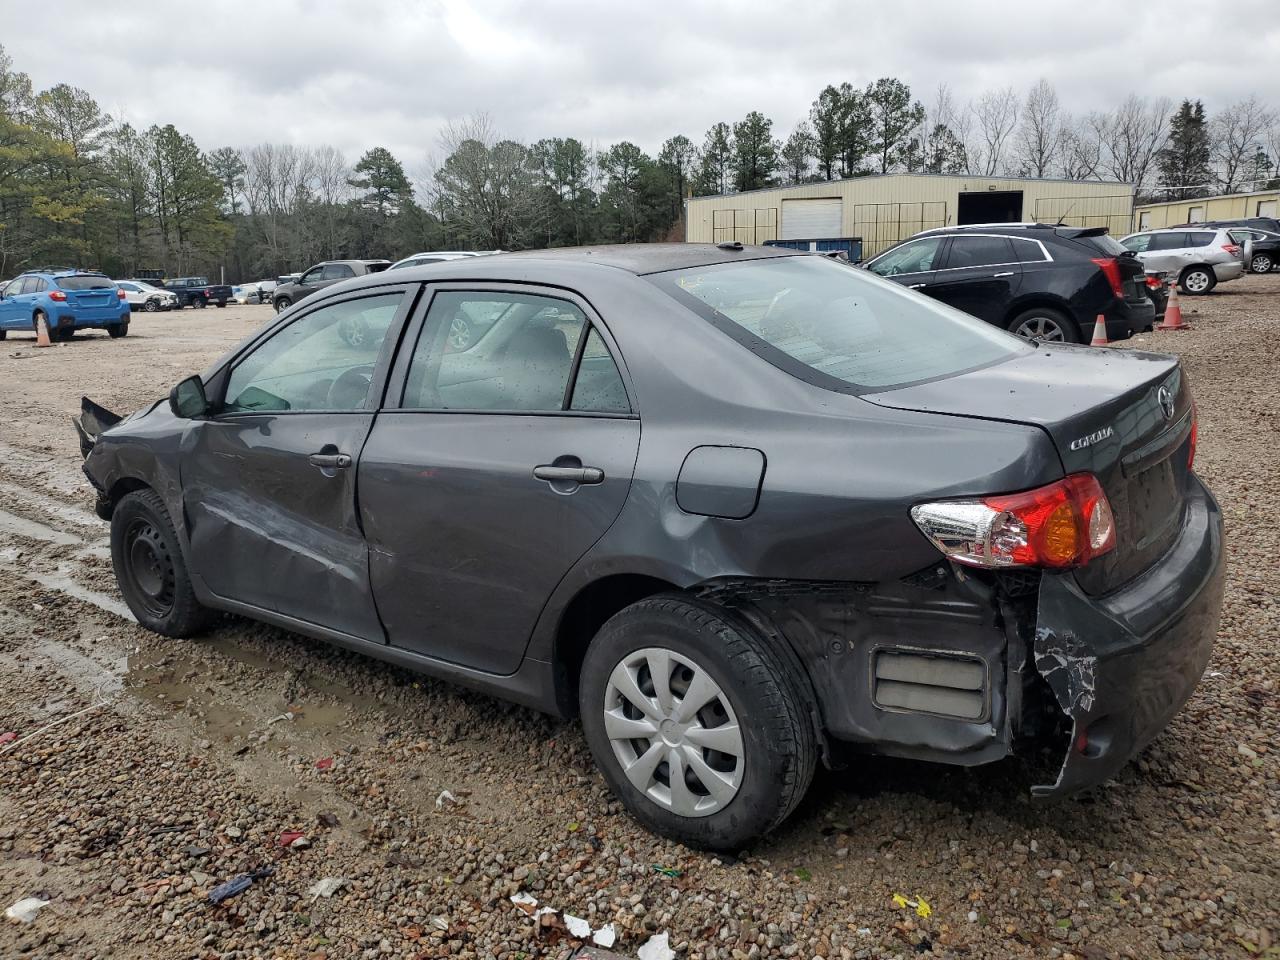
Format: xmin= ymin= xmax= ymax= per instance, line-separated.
xmin=1121 ymin=234 xmax=1151 ymax=252
xmin=655 ymin=255 xmax=1025 ymax=392
xmin=2 ymin=279 xmax=23 ymax=297
xmin=300 ymin=266 xmax=324 ymax=284
xmin=223 ymin=293 xmax=402 ymax=413
xmin=866 ymin=237 xmax=943 ymax=277
xmin=405 ymin=291 xmax=589 ymax=412
xmin=944 ymin=235 xmax=1016 ymax=269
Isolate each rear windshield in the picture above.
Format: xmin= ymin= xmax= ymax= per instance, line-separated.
xmin=651 ymin=255 xmax=1026 ymax=392
xmin=56 ymin=275 xmax=115 ymax=290
xmin=1072 ymin=233 xmax=1128 ymax=256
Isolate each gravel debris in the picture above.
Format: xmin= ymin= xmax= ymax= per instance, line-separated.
xmin=1 ymin=288 xmax=1277 ymax=958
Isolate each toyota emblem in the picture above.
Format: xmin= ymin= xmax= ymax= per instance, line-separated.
xmin=1157 ymin=385 xmax=1175 ymax=421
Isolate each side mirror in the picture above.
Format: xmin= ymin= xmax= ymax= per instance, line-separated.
xmin=169 ymin=375 xmax=209 ymax=419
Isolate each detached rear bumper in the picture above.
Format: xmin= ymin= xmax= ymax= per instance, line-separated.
xmin=1031 ymin=476 xmax=1224 ymax=797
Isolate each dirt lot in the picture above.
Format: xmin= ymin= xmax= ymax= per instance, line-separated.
xmin=0 ymin=285 xmax=1276 ymax=960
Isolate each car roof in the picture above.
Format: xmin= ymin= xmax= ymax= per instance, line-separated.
xmin=19 ymin=268 xmax=107 ymax=277
xmin=473 ymin=243 xmax=795 ymax=275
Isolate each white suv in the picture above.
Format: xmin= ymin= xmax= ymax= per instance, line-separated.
xmin=1119 ymin=227 xmax=1246 ymax=295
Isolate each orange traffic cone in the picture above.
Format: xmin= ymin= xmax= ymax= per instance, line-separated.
xmin=1159 ymin=281 xmax=1188 ymax=331
xmin=34 ymin=314 xmax=52 ymax=348
xmin=1090 ymin=314 xmax=1109 ymax=347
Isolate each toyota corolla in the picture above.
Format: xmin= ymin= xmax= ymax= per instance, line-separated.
xmin=75 ymin=244 xmax=1224 ymax=850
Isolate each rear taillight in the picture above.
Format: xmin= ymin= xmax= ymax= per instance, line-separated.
xmin=1223 ymin=243 xmax=1240 ymax=255
xmin=1145 ymin=274 xmax=1163 ymax=290
xmin=117 ymin=288 xmax=127 ymax=300
xmin=1091 ymin=257 xmax=1125 ymax=298
xmin=911 ymin=474 xmax=1116 ymax=570
xmin=48 ymin=290 xmax=67 ymax=302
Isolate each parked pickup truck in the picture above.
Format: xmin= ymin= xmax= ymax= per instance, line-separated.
xmin=163 ymin=277 xmax=233 ymax=309
xmin=272 ymin=260 xmax=391 ymax=312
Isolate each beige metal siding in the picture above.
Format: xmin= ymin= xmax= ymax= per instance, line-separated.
xmin=685 ymin=175 xmax=1134 ymax=256
xmin=1131 ymin=190 xmax=1280 ymax=231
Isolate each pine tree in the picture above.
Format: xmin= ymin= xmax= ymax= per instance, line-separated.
xmin=730 ymin=111 xmax=779 ymax=192
xmin=1157 ymin=100 xmax=1211 ymax=200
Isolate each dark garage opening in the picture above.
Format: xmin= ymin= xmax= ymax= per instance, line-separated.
xmin=957 ymin=190 xmax=1024 ymax=225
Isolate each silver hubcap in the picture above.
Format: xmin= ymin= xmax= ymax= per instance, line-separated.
xmin=1252 ymin=256 xmax=1271 ymax=272
xmin=1013 ymin=315 xmax=1065 ymax=342
xmin=603 ymin=647 xmax=744 ymax=818
xmin=1184 ymin=271 xmax=1209 ymax=292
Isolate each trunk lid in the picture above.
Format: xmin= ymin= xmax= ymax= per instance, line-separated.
xmin=864 ymin=345 xmax=1194 ymax=594
xmin=57 ymin=276 xmax=120 ymax=317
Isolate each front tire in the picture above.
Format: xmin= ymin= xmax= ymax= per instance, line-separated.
xmin=143 ymin=299 xmax=159 ymax=312
xmin=1007 ymin=305 xmax=1079 ymax=343
xmin=1180 ymin=266 xmax=1216 ymax=295
xmin=193 ymin=297 xmax=207 ymax=309
xmin=274 ymin=297 xmax=291 ymax=313
xmin=579 ymin=595 xmax=816 ymax=851
xmin=1250 ymin=253 xmax=1273 ymax=274
xmin=111 ymin=489 xmax=212 ymax=637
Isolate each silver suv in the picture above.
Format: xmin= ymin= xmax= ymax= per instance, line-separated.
xmin=1119 ymin=227 xmax=1245 ymax=294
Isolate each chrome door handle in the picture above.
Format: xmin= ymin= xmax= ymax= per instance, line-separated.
xmin=909 ymin=282 xmax=928 ymax=289
xmin=533 ymin=464 xmax=604 ymax=485
xmin=992 ymin=271 xmax=1015 ymax=277
xmin=308 ymin=452 xmax=352 ymax=469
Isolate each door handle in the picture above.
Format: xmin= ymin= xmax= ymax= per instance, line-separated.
xmin=533 ymin=464 xmax=604 ymax=485
xmin=992 ymin=271 xmax=1015 ymax=277
xmin=909 ymin=282 xmax=928 ymax=289
xmin=308 ymin=452 xmax=352 ymax=469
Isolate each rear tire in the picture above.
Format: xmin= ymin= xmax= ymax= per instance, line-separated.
xmin=579 ymin=595 xmax=817 ymax=851
xmin=108 ymin=322 xmax=129 ymax=339
xmin=1179 ymin=266 xmax=1215 ymax=295
xmin=111 ymin=489 xmax=212 ymax=637
xmin=215 ymin=301 xmax=226 ymax=308
xmin=1007 ymin=306 xmax=1079 ymax=343
xmin=193 ymin=297 xmax=207 ymax=309
xmin=1250 ymin=253 xmax=1273 ymax=274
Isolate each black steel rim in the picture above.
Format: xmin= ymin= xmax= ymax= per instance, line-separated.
xmin=123 ymin=518 xmax=175 ymax=618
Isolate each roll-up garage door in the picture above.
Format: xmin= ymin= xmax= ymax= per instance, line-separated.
xmin=780 ymin=198 xmax=842 ymax=240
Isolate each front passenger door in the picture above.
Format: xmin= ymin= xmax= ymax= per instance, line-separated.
xmin=358 ymin=286 xmax=641 ymax=674
xmin=864 ymin=236 xmax=945 ymax=293
xmin=928 ymin=235 xmax=1021 ymax=323
xmin=181 ymin=289 xmax=411 ymax=640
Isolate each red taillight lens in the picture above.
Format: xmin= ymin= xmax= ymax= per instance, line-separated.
xmin=911 ymin=473 xmax=1116 ymax=570
xmin=117 ymin=288 xmax=127 ymax=300
xmin=1145 ymin=274 xmax=1162 ymax=290
xmin=1223 ymin=243 xmax=1240 ymax=255
xmin=48 ymin=290 xmax=67 ymax=302
xmin=1091 ymin=257 xmax=1125 ymax=298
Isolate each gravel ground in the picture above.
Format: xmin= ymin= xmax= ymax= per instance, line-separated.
xmin=0 ymin=285 xmax=1276 ymax=960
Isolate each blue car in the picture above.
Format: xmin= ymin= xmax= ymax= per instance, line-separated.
xmin=0 ymin=270 xmax=131 ymax=341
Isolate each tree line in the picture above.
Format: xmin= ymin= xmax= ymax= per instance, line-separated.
xmin=1 ymin=41 xmax=1276 ymax=282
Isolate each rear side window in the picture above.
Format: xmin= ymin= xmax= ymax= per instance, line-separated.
xmin=1186 ymin=231 xmax=1216 ymax=247
xmin=944 ymin=236 xmax=1015 ymax=269
xmin=56 ymin=276 xmax=113 ymax=290
xmin=570 ymin=328 xmax=629 ymax=413
xmin=1012 ymin=238 xmax=1049 ymax=262
xmin=323 ymin=263 xmax=356 ymax=280
xmin=654 ymin=256 xmax=1025 ymax=392
xmin=20 ymin=277 xmax=41 ymax=294
xmin=1148 ymin=233 xmax=1189 ymax=251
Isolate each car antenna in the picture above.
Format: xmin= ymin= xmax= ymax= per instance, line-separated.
xmin=1056 ymin=203 xmax=1076 ymax=227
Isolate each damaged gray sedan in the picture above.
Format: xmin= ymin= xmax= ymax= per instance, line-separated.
xmin=76 ymin=244 xmax=1224 ymax=850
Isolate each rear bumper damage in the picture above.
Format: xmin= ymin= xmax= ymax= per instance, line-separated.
xmin=701 ymin=479 xmax=1223 ymax=797
xmin=1030 ymin=478 xmax=1224 ymax=796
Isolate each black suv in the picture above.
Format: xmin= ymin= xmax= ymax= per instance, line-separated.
xmin=273 ymin=260 xmax=391 ymax=312
xmin=864 ymin=224 xmax=1155 ymax=342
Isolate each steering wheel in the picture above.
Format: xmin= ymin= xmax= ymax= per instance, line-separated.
xmin=326 ymin=364 xmax=374 ymax=409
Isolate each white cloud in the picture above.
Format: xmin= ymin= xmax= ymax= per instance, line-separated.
xmin=9 ymin=0 xmax=1280 ymax=166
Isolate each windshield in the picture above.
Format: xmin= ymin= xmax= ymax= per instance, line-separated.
xmin=653 ymin=255 xmax=1026 ymax=391
xmin=57 ymin=275 xmax=115 ymax=290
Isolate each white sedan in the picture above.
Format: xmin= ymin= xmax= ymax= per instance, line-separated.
xmin=115 ymin=281 xmax=178 ymax=312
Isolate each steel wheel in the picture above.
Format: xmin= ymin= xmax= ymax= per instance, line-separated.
xmin=121 ymin=517 xmax=175 ymax=620
xmin=1182 ymin=269 xmax=1212 ymax=293
xmin=1012 ymin=314 xmax=1067 ymax=342
xmin=1251 ymin=254 xmax=1273 ymax=274
xmin=603 ymin=646 xmax=745 ymax=818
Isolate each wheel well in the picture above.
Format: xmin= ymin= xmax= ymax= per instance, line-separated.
xmin=553 ymin=574 xmax=679 ymax=715
xmin=1179 ymin=263 xmax=1212 ymax=278
xmin=107 ymin=477 xmax=150 ymax=510
xmin=1003 ymin=298 xmax=1071 ymax=328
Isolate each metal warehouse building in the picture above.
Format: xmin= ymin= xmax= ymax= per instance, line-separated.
xmin=1132 ymin=189 xmax=1280 ymax=230
xmin=684 ymin=174 xmax=1135 ymax=259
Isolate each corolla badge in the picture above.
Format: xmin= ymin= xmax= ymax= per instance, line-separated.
xmin=1157 ymin=385 xmax=1175 ymax=421
xmin=1068 ymin=426 xmax=1114 ymax=451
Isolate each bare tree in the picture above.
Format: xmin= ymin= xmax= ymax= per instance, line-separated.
xmin=1098 ymin=95 xmax=1169 ymax=195
xmin=1058 ymin=113 xmax=1104 ymax=181
xmin=1212 ymin=96 xmax=1276 ymax=193
xmin=970 ymin=88 xmax=1020 ymax=176
xmin=312 ymin=144 xmax=350 ymax=259
xmin=1015 ymin=79 xmax=1061 ymax=177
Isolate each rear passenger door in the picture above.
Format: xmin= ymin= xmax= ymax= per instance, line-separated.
xmin=927 ymin=234 xmax=1021 ymax=323
xmin=358 ymin=285 xmax=640 ymax=674
xmin=1142 ymin=232 xmax=1191 ymax=274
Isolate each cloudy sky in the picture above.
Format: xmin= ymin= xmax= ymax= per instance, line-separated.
xmin=11 ymin=0 xmax=1280 ymax=165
